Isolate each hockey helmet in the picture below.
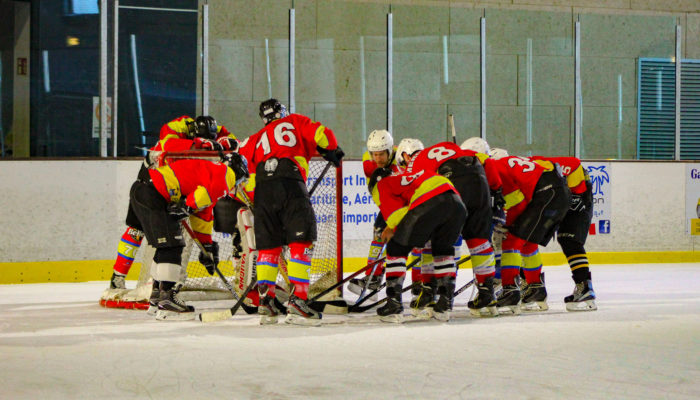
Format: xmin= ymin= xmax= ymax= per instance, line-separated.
xmin=194 ymin=116 xmax=218 ymax=140
xmin=395 ymin=138 xmax=424 ymax=167
xmin=367 ymin=167 xmax=392 ymax=193
xmin=223 ymin=153 xmax=250 ymax=186
xmin=259 ymin=98 xmax=288 ymax=125
xmin=367 ymin=129 xmax=394 ymax=154
xmin=490 ymin=148 xmax=509 ymax=160
xmin=460 ymin=137 xmax=490 ymax=155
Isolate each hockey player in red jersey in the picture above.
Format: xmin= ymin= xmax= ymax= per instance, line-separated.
xmin=369 ymin=165 xmax=466 ymax=322
xmin=238 ymin=98 xmax=344 ymax=326
xmin=128 ymin=154 xmax=249 ymax=320
xmin=102 ymin=115 xmax=235 ymax=307
xmin=347 ymin=129 xmax=403 ymax=297
xmin=486 ymin=151 xmax=571 ymax=314
xmin=530 ymin=155 xmax=596 ymax=311
xmin=408 ymin=140 xmax=501 ymax=317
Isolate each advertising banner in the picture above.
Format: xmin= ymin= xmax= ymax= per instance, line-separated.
xmin=684 ymin=164 xmax=700 ymax=235
xmin=341 ymin=161 xmax=379 ymax=240
xmin=582 ymin=162 xmax=612 ymax=235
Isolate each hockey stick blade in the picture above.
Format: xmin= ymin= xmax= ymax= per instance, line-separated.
xmin=350 ymin=253 xmax=420 ymax=309
xmin=199 ymin=278 xmax=257 ymax=322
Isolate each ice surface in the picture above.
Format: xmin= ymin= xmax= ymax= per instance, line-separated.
xmin=1 ymin=263 xmax=699 ymax=399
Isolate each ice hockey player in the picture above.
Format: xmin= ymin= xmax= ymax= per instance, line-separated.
xmin=529 ymin=155 xmax=596 ymax=311
xmin=487 ymin=149 xmax=571 ymax=314
xmin=102 ymin=115 xmax=236 ymax=307
xmin=408 ymin=139 xmax=501 ymax=317
xmin=238 ymin=98 xmax=344 ymax=326
xmin=347 ymin=129 xmax=402 ymax=297
xmin=368 ymin=156 xmax=466 ymax=323
xmin=127 ymin=152 xmax=249 ymax=320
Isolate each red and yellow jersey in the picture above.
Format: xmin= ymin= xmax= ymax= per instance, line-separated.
xmin=530 ymin=156 xmax=587 ymax=195
xmin=238 ymin=113 xmax=338 ymax=182
xmin=371 ymin=169 xmax=458 ymax=229
xmin=149 ymin=159 xmax=237 ymax=243
xmin=159 ymin=115 xmax=194 ymax=141
xmin=491 ymin=156 xmax=554 ymax=224
xmin=407 ymin=142 xmax=502 ymax=192
xmin=361 ymin=147 xmax=401 ymax=178
xmin=216 ymin=125 xmax=235 ymax=140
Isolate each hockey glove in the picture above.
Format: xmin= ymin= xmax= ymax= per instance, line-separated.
xmin=199 ymin=242 xmax=219 ymax=275
xmin=317 ymin=145 xmax=345 ymax=167
xmin=570 ymin=194 xmax=586 ymax=212
xmin=193 ymin=137 xmax=224 ymax=151
xmin=217 ymin=137 xmax=239 ymax=151
xmin=167 ymin=198 xmax=196 ymax=221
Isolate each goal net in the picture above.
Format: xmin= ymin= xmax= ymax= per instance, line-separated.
xmin=101 ymin=157 xmax=343 ymax=311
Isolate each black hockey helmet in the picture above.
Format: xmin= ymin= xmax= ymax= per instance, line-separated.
xmin=259 ymin=98 xmax=288 ymax=125
xmin=223 ymin=152 xmax=249 ymax=186
xmin=194 ymin=116 xmax=218 ymax=140
xmin=368 ymin=167 xmax=392 ymax=193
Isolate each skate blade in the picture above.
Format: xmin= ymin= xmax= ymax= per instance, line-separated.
xmin=259 ymin=315 xmax=279 ymax=325
xmin=431 ymin=311 xmax=451 ymax=322
xmin=155 ymin=309 xmax=196 ymax=321
xmin=378 ymin=313 xmax=405 ymax=323
xmin=497 ymin=304 xmax=521 ymax=315
xmin=284 ymin=313 xmax=322 ymax=327
xmin=566 ymin=300 xmax=597 ymax=312
xmin=146 ymin=305 xmax=158 ymax=316
xmin=521 ymin=301 xmax=549 ymax=312
xmin=469 ymin=306 xmax=499 ymax=318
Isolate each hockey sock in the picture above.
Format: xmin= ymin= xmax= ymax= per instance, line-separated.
xmin=432 ymin=255 xmax=456 ymax=279
xmin=521 ymin=242 xmax=543 ymax=284
xmin=466 ymin=238 xmax=496 ymax=283
xmin=559 ymin=238 xmax=590 ymax=283
xmin=501 ymin=234 xmax=525 ymax=285
xmin=257 ymin=247 xmax=282 ymax=298
xmin=288 ymin=242 xmax=313 ymax=300
xmin=409 ymin=248 xmax=422 ymax=282
xmin=113 ymin=227 xmax=144 ymax=275
xmin=365 ymin=239 xmax=384 ymax=274
xmin=385 ymin=255 xmax=407 ymax=281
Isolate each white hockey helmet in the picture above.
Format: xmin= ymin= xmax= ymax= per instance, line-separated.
xmin=367 ymin=129 xmax=394 ymax=153
xmin=490 ymin=147 xmax=510 ymax=160
xmin=460 ymin=137 xmax=490 ymax=155
xmin=396 ymin=138 xmax=424 ymax=166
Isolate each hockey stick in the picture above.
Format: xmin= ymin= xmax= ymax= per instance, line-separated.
xmin=350 ymin=249 xmax=419 ymax=309
xmin=448 ymin=114 xmax=457 ymax=144
xmin=199 ymin=277 xmax=257 ymax=322
xmin=349 ymin=255 xmax=472 ymax=313
xmin=353 ymin=243 xmax=387 ymax=305
xmin=180 ymin=220 xmax=240 ymax=301
xmin=307 ymin=256 xmax=385 ymax=306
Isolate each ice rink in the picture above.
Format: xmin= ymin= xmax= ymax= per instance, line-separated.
xmin=1 ymin=263 xmax=699 ymax=399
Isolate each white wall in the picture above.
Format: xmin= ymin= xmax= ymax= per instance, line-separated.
xmin=0 ymin=160 xmax=697 ymax=263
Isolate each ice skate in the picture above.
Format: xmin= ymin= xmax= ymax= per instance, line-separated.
xmin=430 ymin=276 xmax=455 ymax=322
xmin=109 ymin=272 xmax=126 ymax=290
xmin=348 ymin=275 xmax=382 ymax=300
xmin=565 ymin=274 xmax=597 ymax=312
xmin=467 ymin=277 xmax=499 ymax=317
xmin=156 ymin=282 xmax=195 ymax=321
xmin=146 ymin=280 xmax=160 ymax=316
xmin=285 ymin=295 xmax=322 ymax=326
xmin=258 ymin=294 xmax=282 ymax=325
xmin=377 ymin=298 xmax=404 ymax=323
xmin=99 ymin=273 xmax=129 ymax=307
xmin=521 ymin=280 xmax=548 ymax=312
xmin=521 ymin=283 xmax=548 ymax=311
xmin=409 ymin=282 xmax=435 ymax=317
xmin=496 ymin=284 xmax=521 ymax=315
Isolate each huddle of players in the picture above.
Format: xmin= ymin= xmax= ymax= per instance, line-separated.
xmin=104 ymin=100 xmax=344 ymax=325
xmin=349 ymin=130 xmax=597 ymax=322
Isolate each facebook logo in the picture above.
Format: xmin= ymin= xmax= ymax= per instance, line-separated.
xmin=599 ymin=220 xmax=611 ymax=234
